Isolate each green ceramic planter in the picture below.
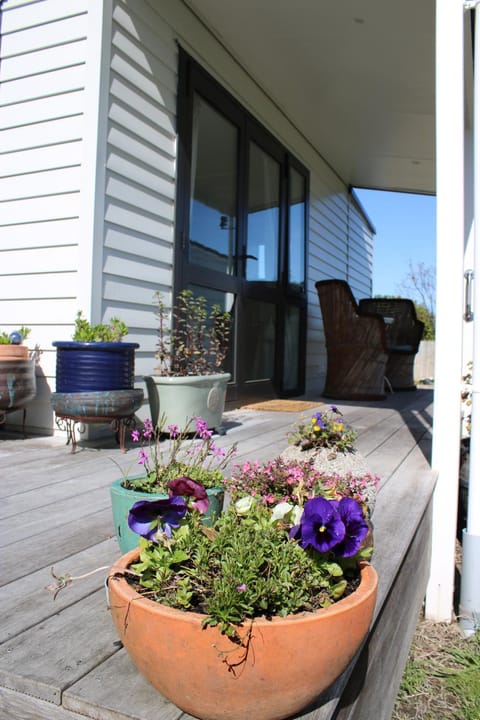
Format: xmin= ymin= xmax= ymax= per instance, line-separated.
xmin=110 ymin=477 xmax=225 ymax=553
xmin=144 ymin=373 xmax=230 ymax=431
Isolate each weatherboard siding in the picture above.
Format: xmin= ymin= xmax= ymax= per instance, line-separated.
xmin=103 ymin=0 xmax=178 ymax=386
xmin=0 ymin=0 xmax=90 ymax=430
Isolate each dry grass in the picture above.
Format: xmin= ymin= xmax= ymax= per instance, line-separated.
xmin=391 ymin=618 xmax=472 ymax=720
xmin=392 ymin=541 xmax=480 ymax=720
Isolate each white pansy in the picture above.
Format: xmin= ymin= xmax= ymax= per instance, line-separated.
xmin=235 ymin=496 xmax=255 ymax=515
xmin=270 ymin=501 xmax=293 ymax=522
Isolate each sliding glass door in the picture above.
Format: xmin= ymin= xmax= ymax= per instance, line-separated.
xmin=175 ymin=51 xmax=308 ymax=402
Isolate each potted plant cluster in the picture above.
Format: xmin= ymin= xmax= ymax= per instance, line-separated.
xmin=51 ymin=311 xmax=143 ymax=422
xmin=49 ymin=403 xmax=380 ymax=720
xmin=105 ymin=459 xmax=378 ymax=720
xmin=144 ymin=290 xmax=232 ymax=430
xmin=110 ymin=414 xmax=237 ymax=552
xmin=0 ymin=326 xmax=36 ymax=418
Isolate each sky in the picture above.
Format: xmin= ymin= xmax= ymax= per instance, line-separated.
xmin=354 ymin=189 xmax=437 ymax=299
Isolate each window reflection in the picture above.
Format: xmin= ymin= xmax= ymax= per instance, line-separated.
xmin=288 ymin=168 xmax=306 ymax=291
xmin=189 ymin=95 xmax=238 ymax=274
xmin=246 ymin=142 xmax=280 ymax=282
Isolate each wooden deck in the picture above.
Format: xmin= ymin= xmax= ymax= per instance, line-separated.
xmin=0 ymin=389 xmax=435 ymax=720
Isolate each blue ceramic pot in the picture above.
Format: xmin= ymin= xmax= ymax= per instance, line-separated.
xmin=52 ymin=341 xmax=139 ymax=393
xmin=110 ymin=476 xmax=225 ymax=553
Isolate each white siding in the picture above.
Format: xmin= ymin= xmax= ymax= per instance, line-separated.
xmin=101 ymin=0 xmax=178 ymax=386
xmin=0 ymin=0 xmax=90 ymax=431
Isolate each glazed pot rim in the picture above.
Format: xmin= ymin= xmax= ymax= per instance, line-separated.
xmin=52 ymin=341 xmax=140 ymax=349
xmin=108 ymin=550 xmax=378 ymax=628
xmin=110 ymin=476 xmax=225 ymax=495
xmin=144 ymin=372 xmax=231 ymax=383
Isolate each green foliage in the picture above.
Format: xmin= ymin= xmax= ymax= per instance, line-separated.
xmin=121 ymin=416 xmax=237 ymax=493
xmin=0 ymin=326 xmax=31 ymax=344
xmin=398 ymin=659 xmax=428 ymax=695
xmin=72 ymin=311 xmax=128 ymax=342
xmin=154 ymin=290 xmax=231 ymax=376
xmin=131 ymin=501 xmax=368 ymax=639
xmin=414 ymin=303 xmax=435 ymax=340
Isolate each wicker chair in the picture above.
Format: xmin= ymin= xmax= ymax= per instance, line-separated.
xmin=358 ymin=298 xmax=425 ymax=391
xmin=315 ymin=280 xmax=388 ymax=400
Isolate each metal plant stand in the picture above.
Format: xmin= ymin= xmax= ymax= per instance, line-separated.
xmin=51 ymin=388 xmax=144 ymax=453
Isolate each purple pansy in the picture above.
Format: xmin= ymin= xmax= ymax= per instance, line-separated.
xmin=167 ymin=476 xmax=210 ymax=514
xmin=329 ymin=497 xmax=369 ymax=557
xmin=128 ymin=496 xmax=187 ymax=540
xmin=290 ymin=497 xmax=346 ymax=553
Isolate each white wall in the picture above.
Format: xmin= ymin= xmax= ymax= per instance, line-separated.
xmin=1 ymin=0 xmax=91 ymax=430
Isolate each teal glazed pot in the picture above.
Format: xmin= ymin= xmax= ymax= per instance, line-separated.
xmin=110 ymin=477 xmax=225 ymax=553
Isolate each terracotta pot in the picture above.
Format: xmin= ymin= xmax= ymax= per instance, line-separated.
xmin=0 ymin=345 xmax=29 ymax=361
xmin=109 ymin=478 xmax=225 ymax=553
xmin=108 ymin=552 xmax=378 ymax=720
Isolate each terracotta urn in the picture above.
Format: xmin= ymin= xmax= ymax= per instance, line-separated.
xmin=108 ymin=551 xmax=378 ymax=720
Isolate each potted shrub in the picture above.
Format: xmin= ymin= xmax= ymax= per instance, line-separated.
xmin=52 ymin=311 xmax=139 ymax=393
xmin=51 ymin=312 xmax=143 ymax=436
xmin=110 ymin=415 xmax=237 ymax=552
xmin=104 ymin=472 xmax=377 ymax=720
xmin=144 ymin=290 xmax=231 ymax=430
xmin=0 ymin=327 xmax=36 ymax=418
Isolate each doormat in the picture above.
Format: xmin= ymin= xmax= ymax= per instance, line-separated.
xmin=240 ymin=399 xmax=323 ymax=412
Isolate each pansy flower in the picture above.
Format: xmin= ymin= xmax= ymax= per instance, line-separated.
xmin=329 ymin=497 xmax=369 ymax=557
xmin=167 ymin=476 xmax=210 ymax=514
xmin=290 ymin=496 xmax=345 ymax=553
xmin=128 ymin=496 xmax=187 ymax=540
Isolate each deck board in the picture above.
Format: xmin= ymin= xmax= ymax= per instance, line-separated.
xmin=0 ymin=389 xmax=435 ymax=720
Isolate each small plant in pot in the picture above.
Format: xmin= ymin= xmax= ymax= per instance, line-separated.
xmin=110 ymin=414 xmax=237 ymax=553
xmin=104 ymin=466 xmax=377 ymax=720
xmin=281 ymin=405 xmax=373 ymax=497
xmin=52 ymin=311 xmax=137 ymax=393
xmin=51 ymin=311 xmax=143 ymax=435
xmin=144 ymin=290 xmax=232 ymax=431
xmin=0 ymin=326 xmax=31 ymax=359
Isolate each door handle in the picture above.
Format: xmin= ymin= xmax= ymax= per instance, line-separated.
xmin=464 ymin=269 xmax=474 ymax=322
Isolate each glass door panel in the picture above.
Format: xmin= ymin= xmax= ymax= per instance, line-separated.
xmin=288 ymin=167 xmax=306 ymax=292
xmin=246 ymin=142 xmax=280 ymax=282
xmin=189 ymin=94 xmax=238 ymax=275
xmin=283 ymin=304 xmax=300 ymax=391
xmin=242 ymin=298 xmax=276 ymax=382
